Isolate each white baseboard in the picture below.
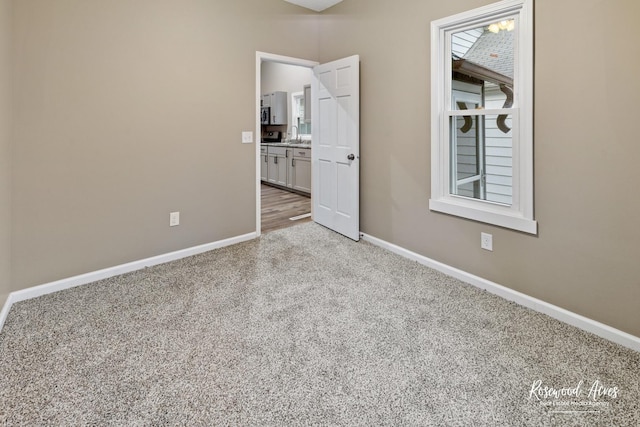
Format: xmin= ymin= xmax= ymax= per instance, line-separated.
xmin=0 ymin=292 xmax=15 ymax=334
xmin=360 ymin=232 xmax=640 ymax=353
xmin=0 ymin=232 xmax=257 ymax=332
xmin=3 ymin=229 xmax=638 ymax=353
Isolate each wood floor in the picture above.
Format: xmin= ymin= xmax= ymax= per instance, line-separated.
xmin=261 ymin=184 xmax=312 ymax=234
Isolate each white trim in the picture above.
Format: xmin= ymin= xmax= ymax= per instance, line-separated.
xmin=255 ymin=52 xmax=319 ymax=238
xmin=448 ymin=108 xmax=515 ymax=116
xmin=429 ymin=198 xmax=537 ymax=234
xmin=0 ymin=232 xmax=257 ymax=332
xmin=430 ymin=0 xmax=536 ymax=234
xmin=361 ymin=232 xmax=640 ymax=353
xmin=289 ymin=212 xmax=312 ymax=221
xmin=0 ymin=293 xmax=16 ymax=333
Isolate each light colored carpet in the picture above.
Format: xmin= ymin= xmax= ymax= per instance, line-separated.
xmin=0 ymin=222 xmax=638 ymax=426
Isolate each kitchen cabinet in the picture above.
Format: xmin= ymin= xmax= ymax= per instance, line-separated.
xmin=303 ymin=85 xmax=311 ymax=123
xmin=291 ymin=148 xmax=311 ymax=194
xmin=267 ymin=146 xmax=289 ymax=187
xmin=264 ymin=91 xmax=287 ymax=125
xmin=260 ymin=146 xmax=268 ymax=181
xmin=262 ymin=144 xmax=311 ymax=195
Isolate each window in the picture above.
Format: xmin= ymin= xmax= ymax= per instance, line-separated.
xmin=430 ymin=0 xmax=536 ymax=234
xmin=291 ymin=91 xmax=311 ymax=140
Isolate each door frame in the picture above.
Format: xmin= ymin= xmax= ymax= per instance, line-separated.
xmin=255 ymin=52 xmax=319 ymax=236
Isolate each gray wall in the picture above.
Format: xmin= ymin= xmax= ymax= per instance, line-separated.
xmin=10 ymin=0 xmax=319 ymax=289
xmin=4 ymin=0 xmax=640 ymax=339
xmin=0 ymin=0 xmax=11 ymax=308
xmin=318 ymin=0 xmax=640 ymax=337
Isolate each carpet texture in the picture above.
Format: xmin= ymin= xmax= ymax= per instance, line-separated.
xmin=0 ymin=223 xmax=638 ymax=426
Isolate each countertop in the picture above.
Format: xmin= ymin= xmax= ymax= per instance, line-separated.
xmin=261 ymin=142 xmax=311 ymax=149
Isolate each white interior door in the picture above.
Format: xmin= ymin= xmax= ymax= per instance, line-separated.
xmin=312 ymin=55 xmax=360 ymax=241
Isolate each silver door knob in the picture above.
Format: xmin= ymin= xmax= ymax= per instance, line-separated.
xmin=347 ymin=154 xmax=355 ymax=160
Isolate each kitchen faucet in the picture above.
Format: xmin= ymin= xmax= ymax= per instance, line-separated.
xmin=290 ymin=126 xmax=299 ymax=142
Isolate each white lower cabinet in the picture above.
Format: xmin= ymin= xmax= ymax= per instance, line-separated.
xmin=263 ymin=145 xmax=311 ymax=195
xmin=260 ymin=146 xmax=268 ymax=181
xmin=267 ymin=146 xmax=288 ymax=187
xmin=291 ymin=148 xmax=311 ymax=194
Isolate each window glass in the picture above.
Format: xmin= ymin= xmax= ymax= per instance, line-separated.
xmin=291 ymin=92 xmax=312 ymax=139
xmin=451 ymin=20 xmax=515 ymax=110
xmin=450 ymin=113 xmax=513 ymax=205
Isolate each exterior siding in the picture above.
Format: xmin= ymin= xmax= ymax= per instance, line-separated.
xmin=484 ymin=84 xmax=513 ymax=205
xmin=451 ymin=28 xmax=483 ymax=58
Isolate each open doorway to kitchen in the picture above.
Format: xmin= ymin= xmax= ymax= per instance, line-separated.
xmin=255 ymin=52 xmax=318 ymax=236
xmin=260 ymin=184 xmax=311 ymax=233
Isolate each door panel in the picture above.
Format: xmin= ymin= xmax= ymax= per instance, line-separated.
xmin=317 ymin=159 xmax=333 ymax=211
xmin=336 ymin=163 xmax=352 ymax=216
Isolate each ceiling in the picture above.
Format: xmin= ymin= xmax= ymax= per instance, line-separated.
xmin=284 ymin=0 xmax=344 ymax=12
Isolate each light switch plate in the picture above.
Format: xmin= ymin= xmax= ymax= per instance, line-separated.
xmin=170 ymin=212 xmax=180 ymax=227
xmin=242 ymin=131 xmax=253 ymax=144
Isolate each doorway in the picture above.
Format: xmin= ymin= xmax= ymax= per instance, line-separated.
xmin=255 ymin=52 xmax=318 ymax=236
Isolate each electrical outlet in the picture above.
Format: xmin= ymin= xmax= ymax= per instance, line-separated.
xmin=242 ymin=131 xmax=253 ymax=143
xmin=481 ymin=232 xmax=493 ymax=251
xmin=170 ymin=212 xmax=180 ymax=227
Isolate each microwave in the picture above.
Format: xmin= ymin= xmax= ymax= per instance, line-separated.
xmin=261 ymin=107 xmax=270 ymax=125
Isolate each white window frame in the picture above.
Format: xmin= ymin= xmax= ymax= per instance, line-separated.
xmin=430 ymin=0 xmax=537 ymax=234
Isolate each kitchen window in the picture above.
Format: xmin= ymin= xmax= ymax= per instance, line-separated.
xmin=291 ymin=92 xmax=311 ymax=140
xmin=429 ymin=0 xmax=536 ymax=234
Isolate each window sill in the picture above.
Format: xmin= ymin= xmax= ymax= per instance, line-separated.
xmin=429 ymin=197 xmax=537 ymax=234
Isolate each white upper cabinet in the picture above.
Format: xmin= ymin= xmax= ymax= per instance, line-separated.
xmin=266 ymin=91 xmax=287 ymax=125
xmin=261 ymin=94 xmax=271 ymax=108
